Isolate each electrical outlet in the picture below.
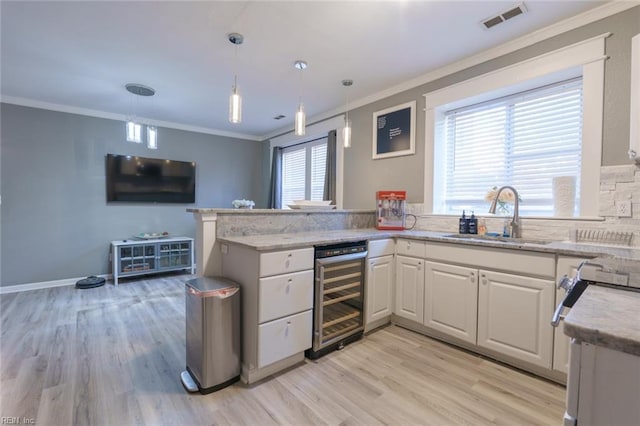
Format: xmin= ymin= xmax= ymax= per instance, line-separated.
xmin=616 ymin=199 xmax=632 ymax=217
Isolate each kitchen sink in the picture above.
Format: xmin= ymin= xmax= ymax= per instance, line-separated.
xmin=443 ymin=234 xmax=552 ymax=246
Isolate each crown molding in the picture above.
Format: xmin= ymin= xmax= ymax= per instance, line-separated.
xmin=288 ymin=1 xmax=639 ymax=134
xmin=3 ymin=1 xmax=636 ymax=143
xmin=0 ymin=96 xmax=262 ymax=141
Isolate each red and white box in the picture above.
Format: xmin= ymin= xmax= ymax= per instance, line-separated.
xmin=376 ymin=191 xmax=407 ymax=230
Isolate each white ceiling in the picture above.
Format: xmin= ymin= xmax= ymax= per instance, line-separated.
xmin=0 ymin=1 xmax=616 ymax=140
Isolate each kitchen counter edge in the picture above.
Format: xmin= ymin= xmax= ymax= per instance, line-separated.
xmin=564 ymin=286 xmax=640 ymax=357
xmin=217 ymin=229 xmax=640 ymax=260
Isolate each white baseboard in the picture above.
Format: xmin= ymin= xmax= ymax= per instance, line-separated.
xmin=0 ymin=274 xmax=112 ymax=295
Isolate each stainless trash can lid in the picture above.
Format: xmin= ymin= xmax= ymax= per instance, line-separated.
xmin=186 ymin=277 xmax=239 ymax=298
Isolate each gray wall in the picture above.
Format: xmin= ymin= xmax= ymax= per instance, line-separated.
xmin=1 ymin=104 xmax=264 ymax=286
xmin=343 ymin=7 xmax=640 ymax=209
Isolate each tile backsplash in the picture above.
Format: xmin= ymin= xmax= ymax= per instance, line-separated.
xmin=412 ymin=164 xmax=640 ymax=246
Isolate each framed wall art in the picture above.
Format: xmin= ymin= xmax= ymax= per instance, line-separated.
xmin=372 ymin=100 xmax=416 ymax=159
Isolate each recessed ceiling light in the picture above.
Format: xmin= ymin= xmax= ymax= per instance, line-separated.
xmin=125 ymin=83 xmax=155 ymax=97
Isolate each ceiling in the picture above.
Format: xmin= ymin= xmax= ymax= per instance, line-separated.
xmin=0 ymin=1 xmax=614 ymax=141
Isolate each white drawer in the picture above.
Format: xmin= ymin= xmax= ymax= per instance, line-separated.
xmin=368 ymin=238 xmax=396 ymax=258
xmin=259 ymin=247 xmax=314 ymax=277
xmin=424 ymin=242 xmax=555 ymax=278
xmin=396 ymin=239 xmax=426 ymax=258
xmin=259 ymin=270 xmax=314 ymax=323
xmin=258 ymin=310 xmax=312 ymax=368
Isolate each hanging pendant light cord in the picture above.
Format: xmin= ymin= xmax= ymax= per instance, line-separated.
xmin=233 ymin=43 xmax=238 ymax=90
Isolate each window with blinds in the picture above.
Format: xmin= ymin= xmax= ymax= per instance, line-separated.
xmin=281 ymin=138 xmax=327 ymax=207
xmin=436 ymin=78 xmax=583 ymax=217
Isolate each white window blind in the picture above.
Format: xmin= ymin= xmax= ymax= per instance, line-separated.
xmin=282 ymin=147 xmax=306 ymax=206
xmin=439 ymin=78 xmax=583 ymax=217
xmin=310 ymin=144 xmax=327 ymax=201
xmin=281 ymin=137 xmax=327 ymax=207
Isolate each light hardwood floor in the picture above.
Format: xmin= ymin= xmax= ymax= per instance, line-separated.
xmin=1 ymin=274 xmax=566 ymax=425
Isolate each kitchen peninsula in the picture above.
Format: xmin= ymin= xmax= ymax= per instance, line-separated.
xmin=189 ymin=208 xmax=640 ymax=387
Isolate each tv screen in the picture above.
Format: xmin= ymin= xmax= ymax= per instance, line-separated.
xmin=106 ymin=154 xmax=196 ymax=203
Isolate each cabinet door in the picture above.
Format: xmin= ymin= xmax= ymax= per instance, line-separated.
xmin=394 ymin=255 xmax=424 ymax=323
xmin=477 ymin=270 xmax=554 ymax=368
xmin=554 ymin=256 xmax=585 ymax=373
xmin=119 ymin=243 xmax=156 ymax=274
xmin=424 ymin=261 xmax=478 ymax=344
xmin=366 ymin=255 xmax=394 ymax=325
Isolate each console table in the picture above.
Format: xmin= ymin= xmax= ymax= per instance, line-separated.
xmin=111 ymin=237 xmax=195 ymax=285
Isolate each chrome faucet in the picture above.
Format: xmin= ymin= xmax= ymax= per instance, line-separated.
xmin=488 ymin=185 xmax=520 ymax=238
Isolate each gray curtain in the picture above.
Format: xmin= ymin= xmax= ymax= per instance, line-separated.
xmin=268 ymin=146 xmax=282 ymax=209
xmin=323 ymin=130 xmax=337 ymax=204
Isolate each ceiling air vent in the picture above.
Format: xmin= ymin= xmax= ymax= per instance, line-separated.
xmin=481 ymin=2 xmax=527 ymax=30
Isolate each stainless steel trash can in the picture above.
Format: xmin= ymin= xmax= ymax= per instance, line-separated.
xmin=181 ymin=276 xmax=241 ymax=394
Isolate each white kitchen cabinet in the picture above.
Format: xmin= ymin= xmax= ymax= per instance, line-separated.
xmin=396 ymin=238 xmax=426 ymax=258
xmin=553 ymin=256 xmax=585 ymax=374
xmin=477 ymin=269 xmax=554 ymax=368
xmin=222 ymin=243 xmax=313 ymax=383
xmin=366 ymin=255 xmax=394 ymax=326
xmin=394 ymin=255 xmax=424 ymax=323
xmin=424 ymin=261 xmax=478 ymax=344
xmin=366 ymin=239 xmax=395 ymax=329
xmin=566 ymin=341 xmax=640 ymax=426
xmin=258 ymin=310 xmax=313 ymax=368
xmin=258 ymin=269 xmax=314 ymax=323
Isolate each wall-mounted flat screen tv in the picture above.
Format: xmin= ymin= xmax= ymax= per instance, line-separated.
xmin=106 ymin=154 xmax=196 ymax=203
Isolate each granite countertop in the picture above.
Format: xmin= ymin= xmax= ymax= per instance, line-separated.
xmin=564 ymin=286 xmax=640 ymax=357
xmin=217 ymin=228 xmax=640 ymax=260
xmin=187 ymin=208 xmax=375 ymax=214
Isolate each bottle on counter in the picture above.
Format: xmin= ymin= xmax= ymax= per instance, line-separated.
xmin=468 ymin=211 xmax=478 ymax=234
xmin=478 ymin=218 xmax=487 ymax=236
xmin=459 ymin=210 xmax=468 ymax=234
xmin=502 ymin=219 xmax=511 ymax=237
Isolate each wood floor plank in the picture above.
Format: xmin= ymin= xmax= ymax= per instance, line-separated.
xmin=0 ymin=274 xmax=566 ymax=425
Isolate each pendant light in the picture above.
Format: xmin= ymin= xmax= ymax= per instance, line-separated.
xmin=294 ymin=60 xmax=307 ymax=136
xmin=228 ymin=33 xmax=244 ymax=124
xmin=125 ymin=83 xmax=156 ymax=146
xmin=342 ymin=79 xmax=353 ymax=148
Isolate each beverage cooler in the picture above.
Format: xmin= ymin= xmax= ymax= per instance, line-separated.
xmin=376 ymin=191 xmax=406 ymax=230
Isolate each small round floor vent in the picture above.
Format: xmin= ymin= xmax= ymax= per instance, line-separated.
xmin=76 ymin=276 xmax=106 ymax=289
